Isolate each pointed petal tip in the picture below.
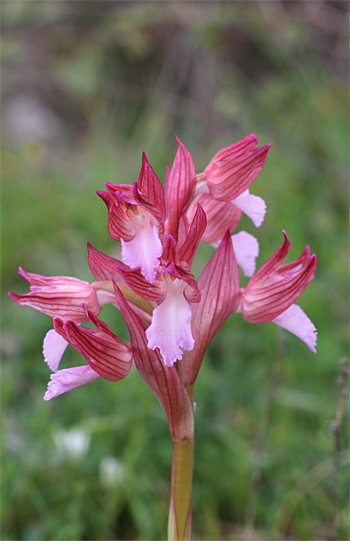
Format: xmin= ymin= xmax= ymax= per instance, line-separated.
xmin=281 ymin=230 xmax=291 ymax=249
xmin=174 ymin=134 xmax=186 ymax=149
xmin=302 ymin=244 xmax=311 ymax=261
xmin=18 ymin=266 xmax=31 ymax=281
xmin=243 ymin=133 xmax=258 ymax=143
xmin=8 ymin=291 xmax=22 ymax=304
xmin=141 ymin=151 xmax=150 ymax=167
xmin=96 ymin=189 xmax=109 ymax=204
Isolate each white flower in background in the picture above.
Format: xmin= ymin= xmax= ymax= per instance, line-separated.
xmin=53 ymin=428 xmax=90 ymax=459
xmin=99 ymin=456 xmax=125 ymax=488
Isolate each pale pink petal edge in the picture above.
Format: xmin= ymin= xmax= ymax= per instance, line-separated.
xmin=146 ymin=280 xmax=194 ymax=367
xmin=43 ymin=365 xmax=100 ymax=400
xmin=272 ymin=304 xmax=317 ymax=353
xmin=121 ymin=224 xmax=162 ymax=284
xmin=232 ymin=189 xmax=266 ymax=228
xmin=231 ymin=231 xmax=259 ymax=277
xmin=43 ymin=329 xmax=69 ymax=372
xmin=212 ymin=231 xmax=259 ymax=278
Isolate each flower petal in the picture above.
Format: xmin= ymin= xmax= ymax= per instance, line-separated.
xmin=43 ymin=329 xmax=69 ymax=372
xmin=146 ymin=277 xmax=194 ymax=367
xmin=165 ymin=136 xmax=196 ymax=240
xmin=203 ymin=134 xmax=272 ymax=201
xmin=212 ymin=231 xmax=259 ymax=277
xmin=134 ymin=152 xmax=166 ymax=228
xmin=232 ymin=189 xmax=266 ymax=228
xmin=249 ymin=230 xmax=290 ymax=286
xmin=9 ymin=270 xmax=102 ymax=323
xmin=231 ymin=231 xmax=259 ymax=277
xmin=177 ymin=214 xmax=189 ymax=251
xmin=177 ymin=231 xmax=240 ymax=386
xmin=241 ymin=232 xmax=317 ymax=323
xmin=87 ymin=243 xmax=126 ymax=284
xmin=97 ymin=189 xmax=136 ymax=242
xmin=178 ymin=203 xmax=207 ymax=265
xmin=187 ymin=194 xmax=241 ymax=244
xmin=272 ymin=304 xmax=317 ymax=353
xmin=53 ymin=314 xmax=133 ymax=382
xmin=241 ymin=261 xmax=317 ymax=322
xmin=121 ymin=218 xmax=162 ymax=284
xmin=43 ymin=365 xmax=100 ymax=400
xmin=116 ymin=265 xmax=166 ymax=301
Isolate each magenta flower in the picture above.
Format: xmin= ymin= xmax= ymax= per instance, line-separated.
xmin=9 ymin=135 xmax=317 ymax=401
xmin=186 ymin=134 xmax=270 ymax=281
xmin=196 ymin=133 xmax=271 ymax=201
xmin=8 ymin=267 xmax=115 ymax=323
xmin=97 ymin=154 xmax=165 ymax=284
xmin=239 ymin=230 xmax=317 ymax=351
xmin=9 ymin=135 xmax=317 ymax=541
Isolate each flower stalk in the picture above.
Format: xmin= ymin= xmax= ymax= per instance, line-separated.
xmin=168 ymin=383 xmax=195 ymax=540
xmin=168 ymin=436 xmax=195 ymax=541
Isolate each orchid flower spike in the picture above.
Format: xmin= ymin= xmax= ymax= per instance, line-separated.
xmin=196 ymin=133 xmax=271 ymax=201
xmin=9 ymin=134 xmax=318 ymax=541
xmin=9 ymin=134 xmax=317 ymax=411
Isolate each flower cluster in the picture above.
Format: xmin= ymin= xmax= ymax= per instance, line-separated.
xmin=10 ymin=134 xmax=317 ymax=416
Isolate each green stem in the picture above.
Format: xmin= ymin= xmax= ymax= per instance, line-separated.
xmin=168 ymin=436 xmax=194 ymax=541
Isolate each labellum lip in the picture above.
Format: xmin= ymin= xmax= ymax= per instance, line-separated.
xmin=145 ymin=275 xmax=195 ymax=368
xmin=120 ymin=214 xmax=163 ymax=284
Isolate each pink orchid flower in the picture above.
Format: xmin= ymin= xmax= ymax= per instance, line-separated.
xmin=97 ymin=154 xmax=165 ymax=284
xmin=186 ymin=134 xmax=270 ymax=279
xmin=8 ymin=267 xmax=115 ymax=323
xmin=196 ymin=133 xmax=271 ymax=201
xmin=9 ymin=135 xmax=317 ymax=541
xmin=9 ymin=136 xmax=317 ymax=399
xmin=239 ymin=230 xmax=317 ymax=352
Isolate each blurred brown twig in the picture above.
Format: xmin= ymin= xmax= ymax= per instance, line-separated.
xmin=329 ymin=357 xmax=349 ymax=541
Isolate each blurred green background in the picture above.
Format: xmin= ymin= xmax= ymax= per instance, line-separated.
xmin=1 ymin=2 xmax=349 ymax=540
